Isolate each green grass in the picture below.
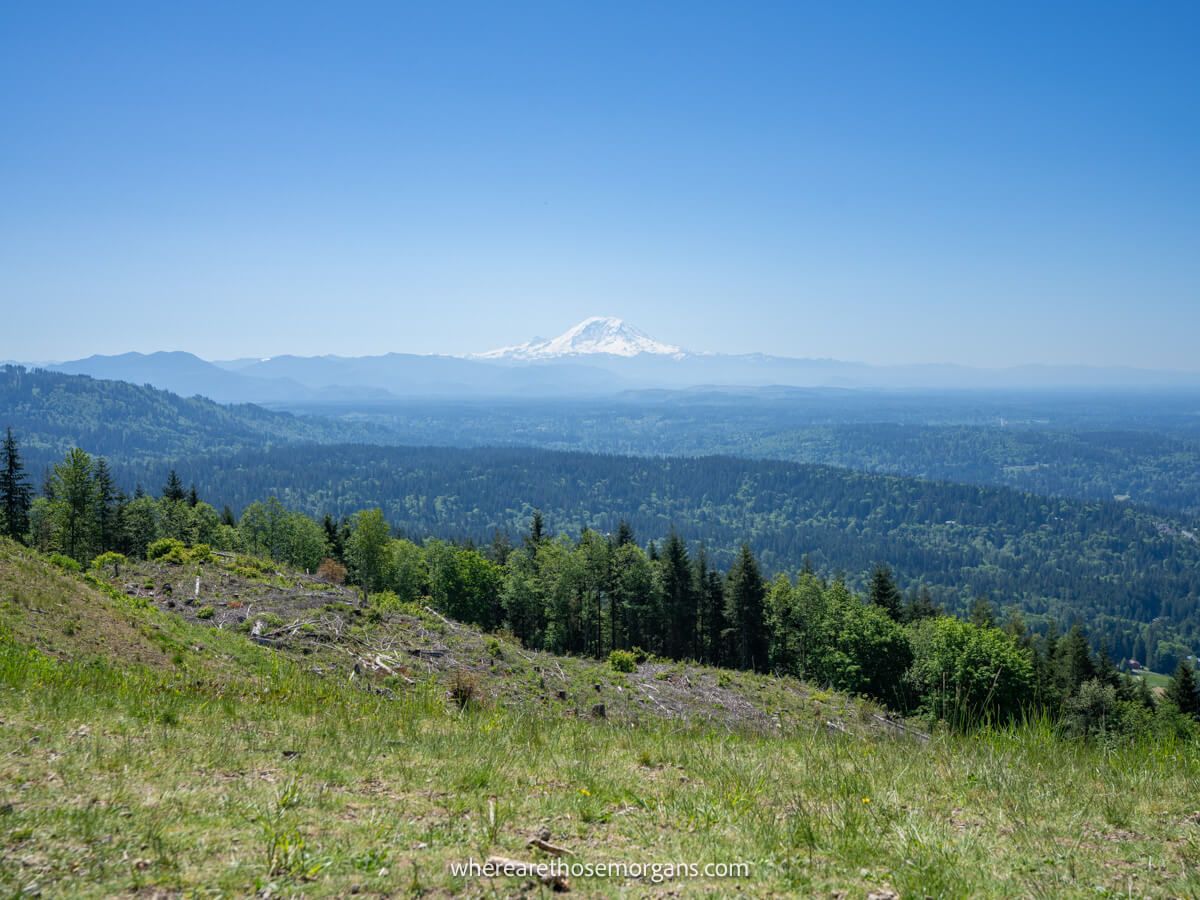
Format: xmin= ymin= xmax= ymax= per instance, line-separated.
xmin=1138 ymin=670 xmax=1172 ymax=689
xmin=3 ymin=541 xmax=1200 ymax=896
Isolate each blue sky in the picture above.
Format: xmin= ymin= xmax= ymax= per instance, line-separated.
xmin=2 ymin=2 xmax=1197 ymax=367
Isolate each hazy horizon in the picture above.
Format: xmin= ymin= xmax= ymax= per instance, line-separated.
xmin=3 ymin=3 xmax=1198 ymax=367
xmin=8 ymin=310 xmax=1200 ymax=376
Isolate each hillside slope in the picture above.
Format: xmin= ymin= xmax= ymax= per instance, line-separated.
xmin=4 ymin=539 xmax=1200 ymax=896
xmin=0 ymin=366 xmax=389 ymax=475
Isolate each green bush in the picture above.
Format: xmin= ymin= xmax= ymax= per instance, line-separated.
xmin=369 ymin=590 xmax=401 ymax=613
xmin=189 ymin=543 xmax=213 ymax=563
xmin=906 ymin=616 xmax=1035 ymax=727
xmin=228 ymin=554 xmax=274 ymax=577
xmin=48 ymin=553 xmax=82 ymax=573
xmin=608 ymin=649 xmax=637 ymax=673
xmin=89 ymin=551 xmax=128 ymax=576
xmin=196 ymin=605 xmax=215 ymax=620
xmin=147 ymin=538 xmax=188 ymax=564
xmin=238 ymin=611 xmax=285 ymax=633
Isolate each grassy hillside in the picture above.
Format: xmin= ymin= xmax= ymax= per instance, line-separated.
xmin=3 ymin=540 xmax=1200 ymax=896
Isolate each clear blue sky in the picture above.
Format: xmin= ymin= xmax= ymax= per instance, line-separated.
xmin=2 ymin=2 xmax=1197 ymax=367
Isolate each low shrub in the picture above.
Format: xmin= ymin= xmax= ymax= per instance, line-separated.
xmin=48 ymin=553 xmax=82 ymax=573
xmin=147 ymin=538 xmax=188 ymax=564
xmin=90 ymin=551 xmax=127 ymax=576
xmin=608 ymin=649 xmax=637 ymax=673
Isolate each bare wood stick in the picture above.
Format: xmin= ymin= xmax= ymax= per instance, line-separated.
xmin=526 ymin=837 xmax=574 ymax=857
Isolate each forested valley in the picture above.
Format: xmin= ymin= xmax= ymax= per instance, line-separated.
xmin=4 ymin=366 xmax=1200 ymax=671
xmin=5 ymin=433 xmax=1200 ymax=739
xmin=110 ymin=443 xmax=1200 ymax=666
xmin=8 ymin=365 xmax=1200 ymax=516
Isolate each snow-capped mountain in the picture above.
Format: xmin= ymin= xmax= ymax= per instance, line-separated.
xmin=475 ymin=316 xmax=685 ymax=360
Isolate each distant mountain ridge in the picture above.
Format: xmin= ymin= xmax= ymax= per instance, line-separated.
xmin=27 ymin=316 xmax=1200 ymax=405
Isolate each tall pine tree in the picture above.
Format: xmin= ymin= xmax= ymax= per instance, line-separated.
xmin=868 ymin=563 xmax=902 ymax=620
xmin=162 ymin=469 xmax=186 ymax=503
xmin=1167 ymin=660 xmax=1200 ymax=720
xmin=725 ymin=544 xmax=768 ymax=672
xmin=1059 ymin=625 xmax=1096 ymax=696
xmin=0 ymin=427 xmax=32 ymax=542
xmin=92 ymin=457 xmax=117 ymax=553
xmin=49 ymin=448 xmax=97 ymax=562
xmin=525 ymin=510 xmax=545 ymax=550
xmin=659 ymin=531 xmax=696 ymax=659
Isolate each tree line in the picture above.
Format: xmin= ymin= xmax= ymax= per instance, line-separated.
xmin=117 ymin=441 xmax=1200 ymax=672
xmin=3 ymin=435 xmax=1199 ymax=739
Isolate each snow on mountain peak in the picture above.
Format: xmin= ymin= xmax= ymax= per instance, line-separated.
xmin=476 ymin=316 xmax=685 ymax=360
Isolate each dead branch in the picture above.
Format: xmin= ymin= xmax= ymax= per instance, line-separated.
xmin=527 ymin=837 xmax=574 ymax=857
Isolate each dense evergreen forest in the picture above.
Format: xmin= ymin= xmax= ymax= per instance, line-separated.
xmin=87 ymin=443 xmax=1200 ymax=670
xmin=297 ymin=397 xmax=1200 ymax=514
xmin=7 ymin=438 xmax=1200 ymax=742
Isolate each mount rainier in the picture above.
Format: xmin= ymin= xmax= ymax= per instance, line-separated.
xmin=474 ymin=316 xmax=686 ymax=360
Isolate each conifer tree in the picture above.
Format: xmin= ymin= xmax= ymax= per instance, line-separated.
xmin=92 ymin=457 xmax=117 ymax=552
xmin=694 ymin=547 xmax=726 ymax=665
xmin=162 ymin=469 xmax=185 ymax=502
xmin=489 ymin=529 xmax=513 ymax=566
xmin=1134 ymin=672 xmax=1156 ymax=710
xmin=903 ymin=585 xmax=941 ymax=622
xmin=868 ymin=563 xmax=902 ymax=620
xmin=49 ymin=447 xmax=97 ymax=561
xmin=322 ymin=513 xmax=344 ymax=561
xmin=659 ymin=531 xmax=696 ymax=659
xmin=1059 ymin=625 xmax=1096 ymax=696
xmin=725 ymin=544 xmax=767 ymax=671
xmin=0 ymin=427 xmax=32 ymax=542
xmin=112 ymin=489 xmax=130 ymax=556
xmin=614 ymin=519 xmax=635 ymax=547
xmin=1167 ymin=660 xmax=1200 ymax=720
xmin=526 ymin=510 xmax=545 ymax=549
xmin=1094 ymin=640 xmax=1120 ymax=688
